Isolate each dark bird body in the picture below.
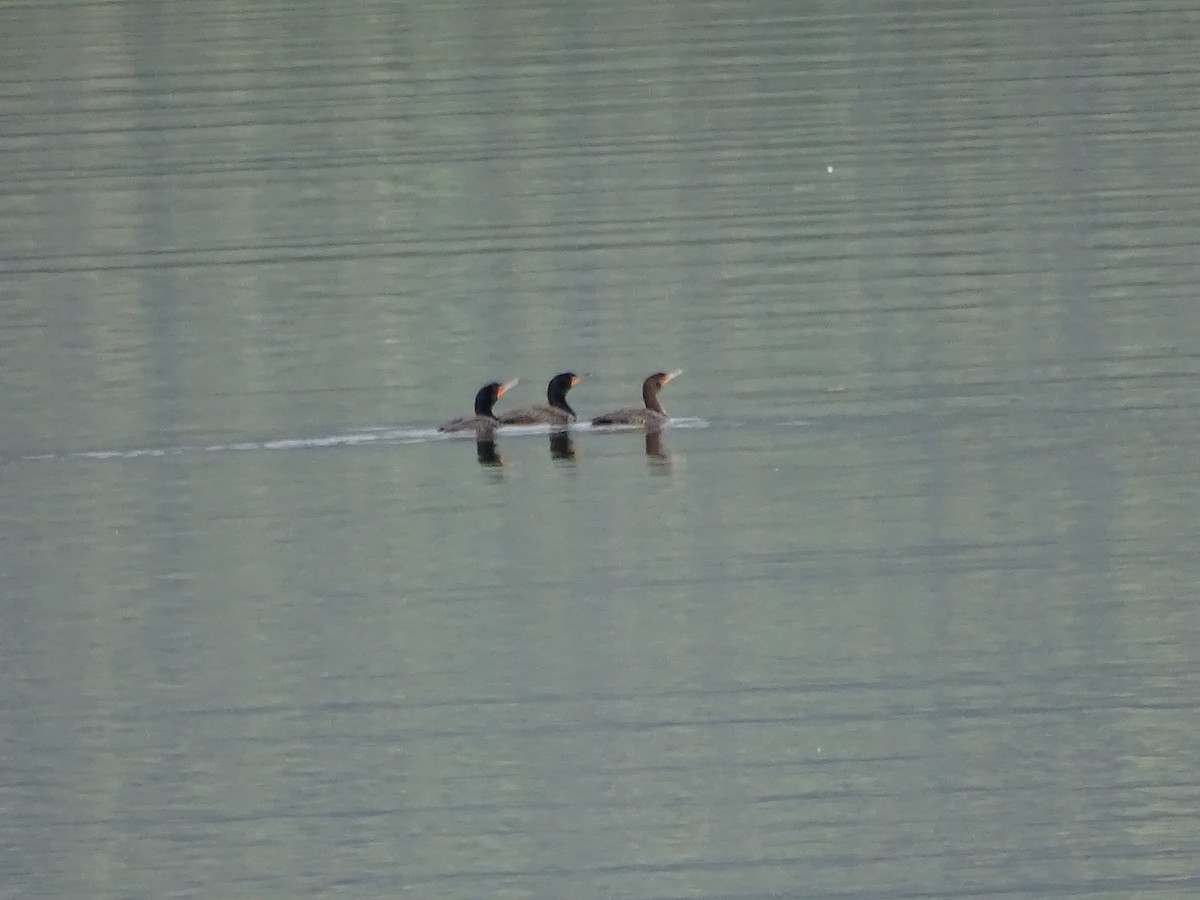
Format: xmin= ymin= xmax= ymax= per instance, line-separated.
xmin=438 ymin=379 xmax=518 ymax=434
xmin=498 ymin=372 xmax=582 ymax=427
xmin=591 ymin=370 xmax=682 ymax=427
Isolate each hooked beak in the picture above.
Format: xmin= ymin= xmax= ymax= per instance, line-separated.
xmin=498 ymin=378 xmax=519 ymax=397
xmin=664 ymin=369 xmax=683 ymax=383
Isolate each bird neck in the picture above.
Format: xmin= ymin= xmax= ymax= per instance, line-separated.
xmin=474 ymin=393 xmax=496 ymax=417
xmin=642 ymin=383 xmax=665 ymax=414
xmin=548 ymin=386 xmax=576 ymax=419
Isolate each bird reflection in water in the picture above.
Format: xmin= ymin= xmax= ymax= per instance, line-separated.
xmin=475 ymin=430 xmax=504 ymax=467
xmin=645 ymin=427 xmax=671 ymax=467
xmin=549 ymin=430 xmax=576 ymax=460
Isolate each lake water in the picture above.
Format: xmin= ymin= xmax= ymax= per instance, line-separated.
xmin=3 ymin=0 xmax=1199 ymax=897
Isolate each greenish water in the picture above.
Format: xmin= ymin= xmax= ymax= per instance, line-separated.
xmin=3 ymin=1 xmax=1199 ymax=898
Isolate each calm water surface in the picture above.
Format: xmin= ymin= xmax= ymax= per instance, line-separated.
xmin=3 ymin=1 xmax=1200 ymax=898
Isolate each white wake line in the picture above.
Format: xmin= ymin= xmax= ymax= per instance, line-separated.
xmin=22 ymin=417 xmax=713 ymax=462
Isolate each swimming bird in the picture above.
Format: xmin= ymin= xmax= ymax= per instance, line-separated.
xmin=438 ymin=379 xmax=519 ymax=433
xmin=591 ymin=370 xmax=682 ymax=427
xmin=497 ymin=372 xmax=583 ymax=426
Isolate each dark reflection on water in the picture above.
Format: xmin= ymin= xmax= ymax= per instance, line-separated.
xmin=2 ymin=0 xmax=1199 ymax=898
xmin=644 ymin=428 xmax=672 ymax=466
xmin=549 ymin=430 xmax=576 ymax=460
xmin=475 ymin=436 xmax=504 ymax=467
